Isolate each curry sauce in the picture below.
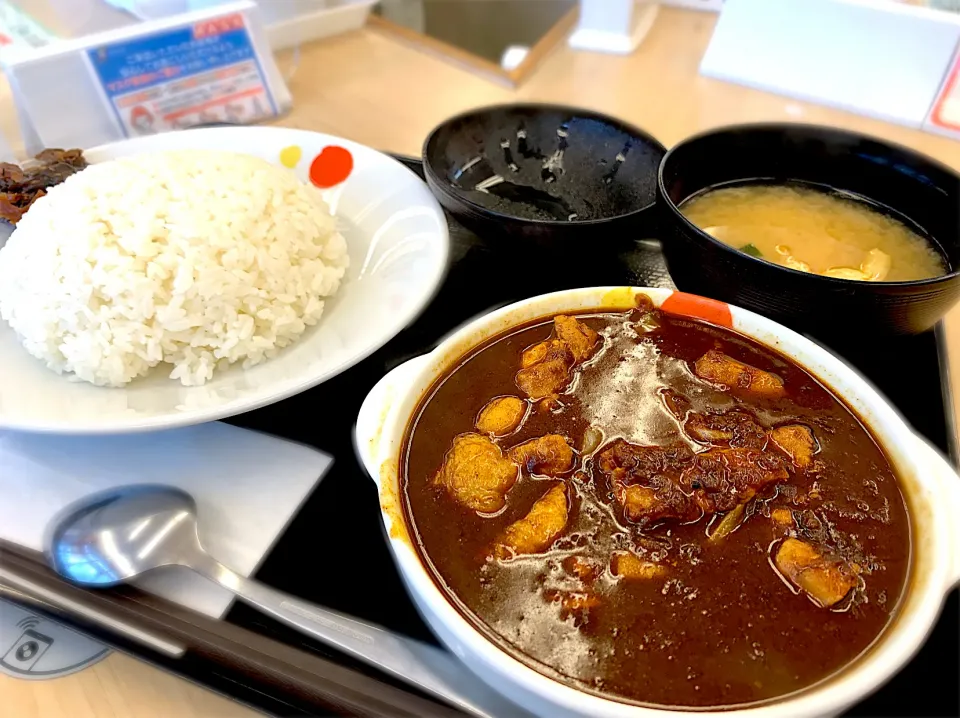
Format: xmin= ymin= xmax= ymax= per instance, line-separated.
xmin=402 ymin=300 xmax=910 ymax=708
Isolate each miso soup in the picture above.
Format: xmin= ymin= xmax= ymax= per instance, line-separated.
xmin=680 ymin=183 xmax=947 ymax=282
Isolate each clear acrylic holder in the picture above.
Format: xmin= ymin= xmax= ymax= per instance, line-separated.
xmin=2 ymin=0 xmax=291 ymax=156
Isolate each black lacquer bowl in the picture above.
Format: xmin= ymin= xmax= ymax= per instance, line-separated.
xmin=656 ymin=123 xmax=960 ymax=335
xmin=423 ymin=103 xmax=666 ymax=247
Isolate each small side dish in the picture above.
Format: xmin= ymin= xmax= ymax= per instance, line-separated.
xmin=0 ymin=149 xmax=348 ymax=387
xmin=422 ymin=103 xmax=666 ymax=246
xmin=402 ymin=296 xmax=911 ymax=708
xmin=680 ymin=182 xmax=945 ymax=282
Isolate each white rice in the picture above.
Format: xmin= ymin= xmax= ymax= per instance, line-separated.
xmin=0 ymin=150 xmax=349 ymax=387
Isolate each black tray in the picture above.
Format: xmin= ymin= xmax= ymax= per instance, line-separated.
xmin=3 ymin=157 xmax=958 ymax=718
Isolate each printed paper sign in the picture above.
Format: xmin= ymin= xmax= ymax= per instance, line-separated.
xmin=86 ymin=12 xmax=277 ymax=137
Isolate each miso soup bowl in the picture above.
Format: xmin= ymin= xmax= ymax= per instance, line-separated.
xmin=657 ymin=123 xmax=960 ymax=336
xmin=355 ymin=286 xmax=960 ymax=718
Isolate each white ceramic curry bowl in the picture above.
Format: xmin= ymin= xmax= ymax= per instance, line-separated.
xmin=355 ymin=286 xmax=960 ymax=718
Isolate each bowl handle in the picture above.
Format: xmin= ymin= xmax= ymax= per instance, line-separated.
xmin=941 ymin=460 xmax=960 ymax=587
xmin=915 ymin=436 xmax=960 ymax=587
xmin=354 ymin=356 xmax=431 ymax=481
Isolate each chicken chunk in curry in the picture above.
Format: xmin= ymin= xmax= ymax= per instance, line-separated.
xmin=694 ymin=349 xmax=785 ymax=398
xmin=620 ymin=483 xmax=695 ymax=525
xmin=610 ymin=551 xmax=667 ymax=580
xmin=682 ymin=447 xmax=789 ymax=513
xmin=774 ymin=538 xmax=859 ymax=608
xmin=769 ymin=424 xmax=818 ymax=469
xmin=554 ymin=314 xmax=599 ymax=362
xmin=508 ymin=434 xmax=575 ymax=476
xmin=515 ymin=315 xmax=599 ymax=400
xmin=492 ymin=483 xmax=568 ymax=560
xmin=771 ymin=508 xmax=794 ymax=529
xmin=683 ymin=409 xmax=767 ymax=449
xmin=476 ymin=396 xmax=527 ymax=437
xmin=596 ymin=441 xmax=700 ymax=525
xmin=516 ymin=341 xmax=574 ymax=400
xmin=433 ymin=433 xmax=519 ymax=513
xmin=596 ymin=440 xmax=789 ymax=524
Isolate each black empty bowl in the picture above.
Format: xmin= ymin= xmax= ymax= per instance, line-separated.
xmin=657 ymin=123 xmax=960 ymax=335
xmin=423 ymin=104 xmax=666 ymax=246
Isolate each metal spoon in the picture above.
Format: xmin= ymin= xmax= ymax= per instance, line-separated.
xmin=44 ymin=485 xmax=527 ymax=718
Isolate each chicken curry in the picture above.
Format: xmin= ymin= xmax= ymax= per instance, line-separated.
xmin=402 ymin=296 xmax=911 ymax=708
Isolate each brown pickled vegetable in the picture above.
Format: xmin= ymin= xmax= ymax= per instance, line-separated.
xmin=0 ymin=149 xmax=87 ymax=225
xmin=708 ymin=502 xmax=746 ymax=542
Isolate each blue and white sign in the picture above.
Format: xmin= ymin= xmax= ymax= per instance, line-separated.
xmin=86 ymin=11 xmax=277 ymax=136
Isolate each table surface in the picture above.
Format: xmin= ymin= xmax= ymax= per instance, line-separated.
xmin=3 ymin=6 xmax=960 ymax=717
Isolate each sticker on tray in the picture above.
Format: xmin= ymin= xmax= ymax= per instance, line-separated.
xmin=660 ymin=292 xmax=733 ymax=328
xmin=309 ymin=146 xmax=354 ymax=188
xmin=0 ymin=601 xmax=109 ymax=680
xmin=85 ymin=12 xmax=278 ymax=138
xmin=279 ymin=144 xmax=302 ymax=168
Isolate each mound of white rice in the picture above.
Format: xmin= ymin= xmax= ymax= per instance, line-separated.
xmin=0 ymin=150 xmax=348 ymax=387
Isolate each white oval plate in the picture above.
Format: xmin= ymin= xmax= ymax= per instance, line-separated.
xmin=0 ymin=127 xmax=449 ymax=434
